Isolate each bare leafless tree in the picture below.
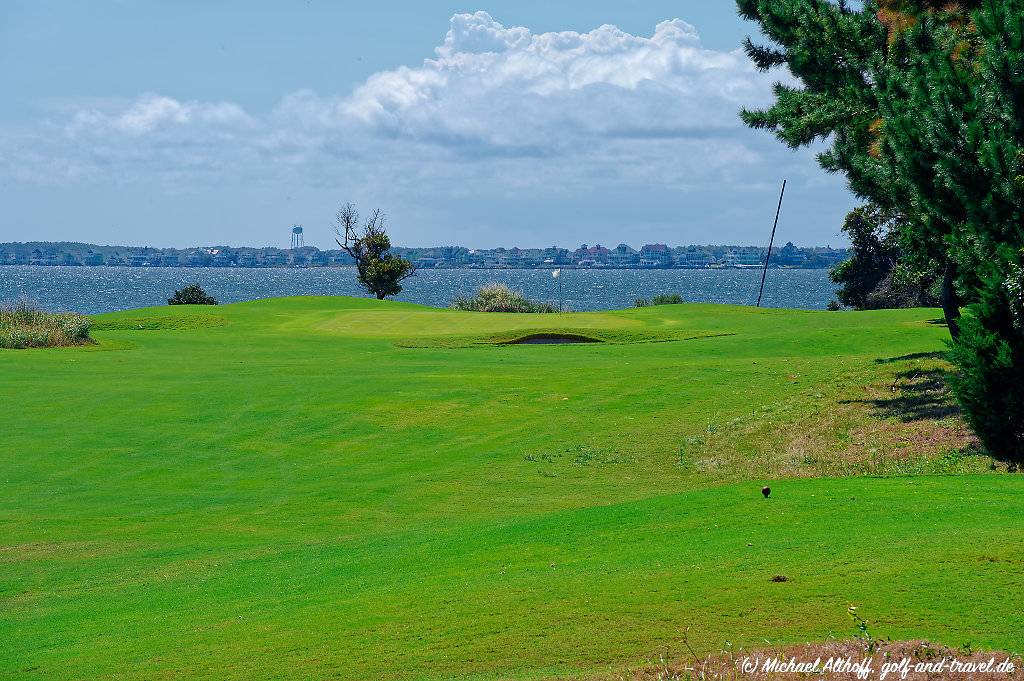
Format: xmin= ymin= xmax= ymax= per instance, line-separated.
xmin=334 ymin=203 xmax=415 ymax=300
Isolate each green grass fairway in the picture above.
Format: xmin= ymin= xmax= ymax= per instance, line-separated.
xmin=2 ymin=297 xmax=1021 ymax=679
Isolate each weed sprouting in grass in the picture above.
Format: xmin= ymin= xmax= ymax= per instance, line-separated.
xmin=526 ymin=444 xmax=630 ymax=468
xmin=678 ymin=436 xmax=705 ymax=468
xmin=0 ymin=300 xmax=92 ymax=349
xmin=848 ymin=606 xmax=881 ymax=653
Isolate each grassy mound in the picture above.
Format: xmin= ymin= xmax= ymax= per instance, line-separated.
xmin=0 ymin=301 xmax=92 ymax=349
xmin=91 ymin=313 xmax=227 ymax=331
xmin=0 ymin=296 xmax=1017 ymax=680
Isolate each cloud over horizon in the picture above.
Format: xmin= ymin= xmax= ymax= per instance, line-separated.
xmin=0 ymin=12 xmax=852 ymax=247
xmin=5 ymin=13 xmax=791 ymax=183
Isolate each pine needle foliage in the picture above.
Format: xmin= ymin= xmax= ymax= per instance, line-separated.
xmin=738 ymin=0 xmax=1024 ymax=460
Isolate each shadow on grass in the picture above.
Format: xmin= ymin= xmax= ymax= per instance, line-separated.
xmin=843 ymin=367 xmax=960 ymax=422
xmin=874 ymin=351 xmax=945 ymax=364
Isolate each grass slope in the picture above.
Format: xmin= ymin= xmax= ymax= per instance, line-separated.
xmin=1 ymin=296 xmax=1020 ymax=680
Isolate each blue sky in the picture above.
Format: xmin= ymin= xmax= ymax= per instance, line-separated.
xmin=0 ymin=1 xmax=857 ymax=249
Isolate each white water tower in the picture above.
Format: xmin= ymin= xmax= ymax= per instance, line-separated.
xmin=290 ymin=225 xmax=304 ymax=249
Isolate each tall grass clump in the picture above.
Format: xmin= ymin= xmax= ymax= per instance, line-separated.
xmin=451 ymin=283 xmax=556 ymax=313
xmin=0 ymin=301 xmax=92 ymax=349
xmin=635 ymin=293 xmax=684 ymax=307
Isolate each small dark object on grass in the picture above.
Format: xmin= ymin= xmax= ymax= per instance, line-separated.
xmin=771 ymin=575 xmax=789 ymax=582
xmin=762 ymin=486 xmax=771 ymax=498
xmin=168 ymin=284 xmax=218 ymax=306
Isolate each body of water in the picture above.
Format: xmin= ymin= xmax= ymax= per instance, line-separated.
xmin=0 ymin=266 xmax=839 ymax=314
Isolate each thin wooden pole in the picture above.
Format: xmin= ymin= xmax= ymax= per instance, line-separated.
xmin=756 ymin=180 xmax=787 ymax=308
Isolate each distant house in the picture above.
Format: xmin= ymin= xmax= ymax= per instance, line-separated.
xmin=435 ymin=246 xmax=468 ymax=266
xmin=804 ymin=246 xmax=849 ymax=268
xmin=500 ymin=247 xmax=525 ymax=267
xmin=542 ymin=247 xmax=571 ymax=265
xmin=608 ymin=244 xmax=638 ymax=267
xmin=184 ymin=255 xmax=203 ymax=267
xmin=84 ymin=252 xmax=105 ymax=266
xmin=328 ymin=251 xmax=354 ymax=266
xmin=261 ymin=251 xmax=288 ymax=267
xmin=639 ymin=244 xmax=672 ymax=267
xmin=775 ymin=242 xmax=806 ymax=267
xmin=724 ymin=247 xmax=764 ymax=268
xmin=677 ymin=248 xmax=712 ymax=268
xmin=584 ymin=244 xmax=610 ymax=264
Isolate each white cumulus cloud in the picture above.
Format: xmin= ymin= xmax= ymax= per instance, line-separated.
xmin=1 ymin=12 xmax=805 ymax=196
xmin=66 ymin=94 xmax=254 ymax=136
xmin=337 ymin=12 xmax=772 ymax=151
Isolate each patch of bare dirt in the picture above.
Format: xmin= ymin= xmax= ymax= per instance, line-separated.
xmin=600 ymin=639 xmax=1023 ymax=680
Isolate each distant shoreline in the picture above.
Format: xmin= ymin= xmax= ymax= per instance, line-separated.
xmin=0 ymin=262 xmax=837 ymax=270
xmin=1 ymin=240 xmax=848 ymax=271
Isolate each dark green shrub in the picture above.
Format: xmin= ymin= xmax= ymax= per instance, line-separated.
xmin=451 ymin=283 xmax=555 ymax=313
xmin=948 ymin=268 xmax=1024 ymax=463
xmin=651 ymin=294 xmax=684 ymax=305
xmin=829 ymin=205 xmax=940 ymax=310
xmin=826 ymin=300 xmax=843 ymax=311
xmin=634 ymin=298 xmax=649 ymax=308
xmin=0 ymin=301 xmax=92 ymax=348
xmin=168 ymin=284 xmax=218 ymax=306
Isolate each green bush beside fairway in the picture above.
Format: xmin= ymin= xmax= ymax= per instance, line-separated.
xmin=0 ymin=301 xmax=92 ymax=349
xmin=451 ymin=282 xmax=556 ymax=313
xmin=0 ymin=296 xmax=1019 ymax=680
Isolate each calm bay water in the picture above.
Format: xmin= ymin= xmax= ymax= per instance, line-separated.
xmin=0 ymin=266 xmax=839 ymax=314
